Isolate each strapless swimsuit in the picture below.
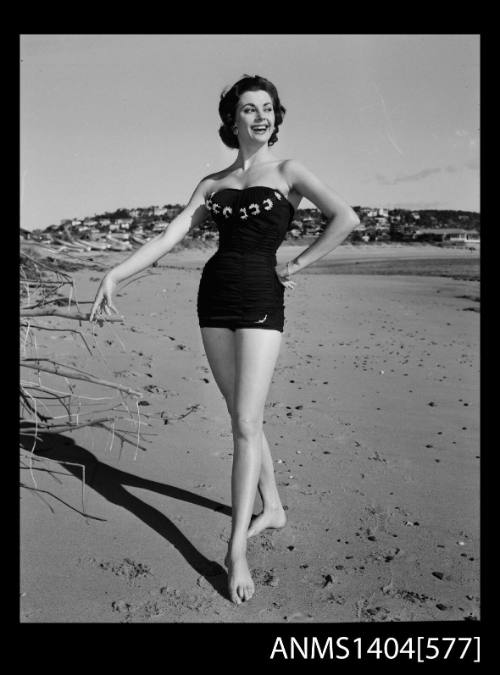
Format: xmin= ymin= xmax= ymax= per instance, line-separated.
xmin=196 ymin=186 xmax=295 ymax=332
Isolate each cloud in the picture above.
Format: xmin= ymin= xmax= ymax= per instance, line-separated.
xmin=393 ymin=168 xmax=443 ymax=183
xmin=375 ymin=168 xmax=443 ymax=185
xmin=374 ymin=160 xmax=477 ymax=185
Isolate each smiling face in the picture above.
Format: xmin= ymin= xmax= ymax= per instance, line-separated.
xmin=234 ymin=89 xmax=276 ymax=146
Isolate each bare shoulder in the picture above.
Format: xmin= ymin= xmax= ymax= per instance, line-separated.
xmin=189 ymin=174 xmax=223 ymax=205
xmin=278 ymin=158 xmax=317 ymax=202
xmin=279 ymin=159 xmax=358 ymax=221
xmin=196 ymin=166 xmax=236 ymax=199
xmin=280 ymin=158 xmax=315 ymax=185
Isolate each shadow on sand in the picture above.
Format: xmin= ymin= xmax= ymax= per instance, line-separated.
xmin=20 ymin=427 xmax=230 ymax=599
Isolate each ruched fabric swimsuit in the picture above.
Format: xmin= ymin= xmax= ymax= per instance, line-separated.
xmin=197 ymin=186 xmax=295 ymax=332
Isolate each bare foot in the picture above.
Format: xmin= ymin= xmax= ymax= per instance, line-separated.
xmin=224 ymin=549 xmax=255 ymax=605
xmin=247 ymin=506 xmax=287 ymax=538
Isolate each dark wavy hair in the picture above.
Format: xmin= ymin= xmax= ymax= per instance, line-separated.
xmin=218 ymin=74 xmax=286 ymax=149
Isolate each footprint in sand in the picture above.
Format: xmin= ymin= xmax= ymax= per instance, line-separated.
xmin=112 ymin=586 xmax=215 ymax=622
xmin=78 ymin=556 xmax=152 ymax=585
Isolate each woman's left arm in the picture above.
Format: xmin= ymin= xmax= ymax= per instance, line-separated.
xmin=282 ymin=159 xmax=360 ymax=276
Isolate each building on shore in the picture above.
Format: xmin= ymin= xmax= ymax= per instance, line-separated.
xmin=414 ymin=228 xmax=480 ymax=246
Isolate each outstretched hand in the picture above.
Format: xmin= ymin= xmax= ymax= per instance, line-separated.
xmin=89 ymin=274 xmax=121 ymax=323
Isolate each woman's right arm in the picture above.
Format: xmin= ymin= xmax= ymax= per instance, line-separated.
xmin=89 ymin=179 xmax=211 ymax=322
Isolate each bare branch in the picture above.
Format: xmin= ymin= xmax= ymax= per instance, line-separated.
xmin=19 ymin=387 xmax=51 ymax=422
xmin=20 ymin=322 xmax=94 ymax=356
xmin=20 ymin=308 xmax=124 ymax=322
xmin=20 ymin=359 xmax=143 ymax=397
xmin=21 ymin=416 xmax=116 ymax=433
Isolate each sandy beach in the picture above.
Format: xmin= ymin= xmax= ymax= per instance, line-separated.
xmin=20 ymin=243 xmax=479 ymax=623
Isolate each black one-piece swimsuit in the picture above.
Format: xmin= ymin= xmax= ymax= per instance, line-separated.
xmin=197 ymin=186 xmax=295 ymax=332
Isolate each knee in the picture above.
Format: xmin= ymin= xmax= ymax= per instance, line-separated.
xmin=232 ymin=413 xmax=263 ymax=439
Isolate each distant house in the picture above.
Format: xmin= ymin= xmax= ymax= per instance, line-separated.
xmin=139 ymin=207 xmax=155 ymax=217
xmin=358 ymin=207 xmax=375 ymax=217
xmin=447 ymin=229 xmax=480 ymax=243
xmin=414 ymin=228 xmax=479 ymax=243
xmin=116 ymin=218 xmax=133 ymax=230
xmin=153 ymin=206 xmax=168 ymax=216
xmin=76 ymin=225 xmax=89 ymax=233
xmin=20 ymin=228 xmax=32 ymax=240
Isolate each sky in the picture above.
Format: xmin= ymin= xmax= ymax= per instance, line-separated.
xmin=20 ymin=34 xmax=479 ymax=231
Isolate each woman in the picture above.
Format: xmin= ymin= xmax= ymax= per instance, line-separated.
xmin=90 ymin=74 xmax=360 ymax=605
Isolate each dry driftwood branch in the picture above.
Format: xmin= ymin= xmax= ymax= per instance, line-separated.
xmin=21 ymin=251 xmax=73 ymax=279
xmin=21 ymin=384 xmax=74 ymax=420
xmin=21 ymin=416 xmax=116 ymax=433
xmin=21 ymin=280 xmax=66 ymax=288
xmin=22 ymin=419 xmax=153 ymax=456
xmin=20 ymin=482 xmax=106 ymax=521
xmin=20 ymin=458 xmax=65 ymax=484
xmin=21 ymin=381 xmax=117 ymax=408
xmin=20 ymin=307 xmax=124 ymax=322
xmin=21 ymin=411 xmax=154 ymax=432
xmin=19 ymin=387 xmax=51 ymax=422
xmin=20 ymin=248 xmax=153 ymax=485
xmin=21 ymin=359 xmax=143 ymax=397
xmin=98 ymin=423 xmax=152 ymax=454
xmin=20 ymin=322 xmax=94 ymax=356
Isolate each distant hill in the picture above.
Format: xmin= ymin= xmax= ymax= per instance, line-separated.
xmin=25 ymin=204 xmax=480 ymax=247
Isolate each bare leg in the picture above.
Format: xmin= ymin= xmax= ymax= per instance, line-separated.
xmin=200 ymin=327 xmax=285 ymax=535
xmin=247 ymin=431 xmax=287 ymax=538
xmin=200 ymin=327 xmax=283 ymax=603
xmin=225 ymin=328 xmax=282 ymax=604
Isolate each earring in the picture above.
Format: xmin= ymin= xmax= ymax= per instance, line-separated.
xmin=233 ymin=126 xmax=238 ymax=134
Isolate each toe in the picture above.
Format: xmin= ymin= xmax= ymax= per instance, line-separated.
xmin=229 ymin=581 xmax=240 ymax=605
